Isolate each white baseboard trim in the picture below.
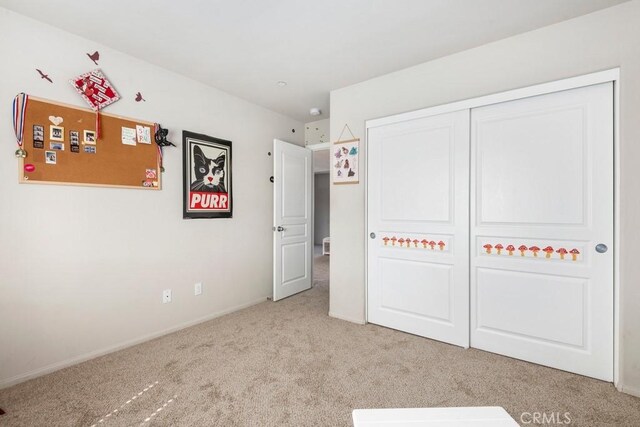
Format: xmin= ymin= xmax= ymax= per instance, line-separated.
xmin=618 ymin=383 xmax=640 ymax=398
xmin=329 ymin=311 xmax=366 ymax=325
xmin=0 ymin=296 xmax=269 ymax=390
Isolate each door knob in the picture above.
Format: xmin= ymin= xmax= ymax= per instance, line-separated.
xmin=370 ymin=232 xmax=376 ymax=239
xmin=276 ymin=226 xmax=285 ymax=232
xmin=595 ymin=243 xmax=608 ymax=253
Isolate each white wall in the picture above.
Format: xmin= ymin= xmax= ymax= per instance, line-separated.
xmin=306 ymin=118 xmax=331 ymax=173
xmin=329 ymin=0 xmax=640 ymax=395
xmin=0 ymin=8 xmax=303 ymax=387
xmin=305 ymin=118 xmax=329 ymax=146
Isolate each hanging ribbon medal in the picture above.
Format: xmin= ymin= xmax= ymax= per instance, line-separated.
xmin=154 ymin=123 xmax=164 ymax=172
xmin=12 ymin=93 xmax=29 ymax=158
xmin=96 ymin=103 xmax=101 ymax=140
xmin=154 ymin=124 xmax=175 ymax=172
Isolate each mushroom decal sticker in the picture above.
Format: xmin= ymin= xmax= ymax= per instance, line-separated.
xmin=543 ymin=246 xmax=554 ymax=259
xmin=506 ymin=245 xmax=515 ymax=256
xmin=398 ymin=238 xmax=405 ymax=248
xmin=391 ymin=237 xmax=397 ymax=247
xmin=556 ymin=248 xmax=568 ymax=260
xmin=483 ymin=244 xmax=493 ymax=254
xmin=438 ymin=241 xmax=445 ymax=251
xmin=382 ymin=237 xmax=390 ymax=246
xmin=495 ymin=244 xmax=504 ymax=255
xmin=518 ymin=245 xmax=528 ymax=256
xmin=406 ymin=238 xmax=412 ymax=248
xmin=529 ymin=246 xmax=540 ymax=257
xmin=421 ymin=239 xmax=429 ymax=249
xmin=412 ymin=239 xmax=419 ymax=248
xmin=570 ymin=248 xmax=580 ymax=261
xmin=429 ymin=241 xmax=436 ymax=250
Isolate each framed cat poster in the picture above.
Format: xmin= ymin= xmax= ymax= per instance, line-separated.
xmin=182 ymin=130 xmax=232 ymax=219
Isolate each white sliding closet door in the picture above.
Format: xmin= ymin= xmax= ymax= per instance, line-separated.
xmin=367 ymin=110 xmax=470 ymax=347
xmin=470 ymin=83 xmax=614 ymax=381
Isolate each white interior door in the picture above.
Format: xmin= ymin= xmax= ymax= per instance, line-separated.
xmin=273 ymin=139 xmax=313 ymax=301
xmin=470 ymin=83 xmax=614 ymax=381
xmin=367 ymin=110 xmax=470 ymax=347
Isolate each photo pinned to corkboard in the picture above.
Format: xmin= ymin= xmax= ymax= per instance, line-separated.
xmin=332 ymin=124 xmax=359 ymax=184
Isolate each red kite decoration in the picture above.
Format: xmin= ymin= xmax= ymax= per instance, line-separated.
xmin=70 ymin=69 xmax=120 ymax=111
xmin=69 ymin=69 xmax=120 ymax=139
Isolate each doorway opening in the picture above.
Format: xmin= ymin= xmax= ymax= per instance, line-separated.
xmin=313 ymin=149 xmax=330 ymax=289
xmin=305 ymin=118 xmax=331 ymax=291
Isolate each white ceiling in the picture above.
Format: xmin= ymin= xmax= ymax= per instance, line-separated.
xmin=0 ymin=0 xmax=627 ymax=122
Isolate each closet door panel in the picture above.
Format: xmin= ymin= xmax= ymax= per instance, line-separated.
xmin=367 ymin=110 xmax=470 ymax=347
xmin=470 ymin=83 xmax=614 ymax=381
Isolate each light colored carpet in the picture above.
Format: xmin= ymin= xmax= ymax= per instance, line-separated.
xmin=1 ymin=253 xmax=639 ymax=426
xmin=313 ymin=250 xmax=329 ymax=289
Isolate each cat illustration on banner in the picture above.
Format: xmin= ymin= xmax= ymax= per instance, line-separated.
xmin=190 ymin=145 xmax=227 ymax=193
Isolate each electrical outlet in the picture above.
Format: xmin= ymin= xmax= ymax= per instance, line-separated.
xmin=194 ymin=282 xmax=202 ymax=296
xmin=162 ymin=289 xmax=172 ymax=303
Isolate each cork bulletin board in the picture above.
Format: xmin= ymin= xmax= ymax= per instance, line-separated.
xmin=18 ymin=96 xmax=161 ymax=189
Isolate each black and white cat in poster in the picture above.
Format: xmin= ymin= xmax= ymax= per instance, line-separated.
xmin=183 ymin=131 xmax=232 ymax=219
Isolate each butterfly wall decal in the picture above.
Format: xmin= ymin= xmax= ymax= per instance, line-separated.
xmin=86 ymin=51 xmax=100 ymax=65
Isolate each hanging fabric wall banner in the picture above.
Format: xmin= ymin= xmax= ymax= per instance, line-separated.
xmin=12 ymin=93 xmax=29 ymax=158
xmin=332 ymin=123 xmax=359 ymax=184
xmin=69 ymin=69 xmax=120 ymax=139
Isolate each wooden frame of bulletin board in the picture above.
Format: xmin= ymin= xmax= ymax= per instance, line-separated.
xmin=19 ymin=96 xmax=161 ymax=189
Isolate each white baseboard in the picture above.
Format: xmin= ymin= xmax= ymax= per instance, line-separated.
xmin=0 ymin=296 xmax=269 ymax=390
xmin=618 ymin=383 xmax=640 ymax=398
xmin=329 ymin=311 xmax=366 ymax=325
